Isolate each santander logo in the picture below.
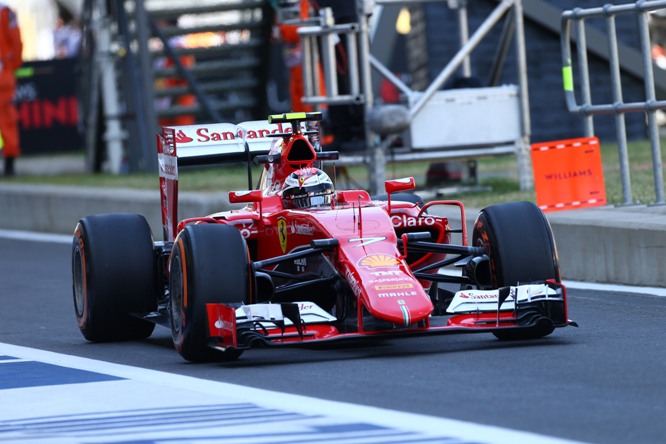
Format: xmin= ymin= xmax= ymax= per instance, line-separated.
xmin=214 ymin=317 xmax=233 ymax=331
xmin=175 ymin=130 xmax=193 ymax=143
xmin=172 ymin=122 xmax=292 ymax=146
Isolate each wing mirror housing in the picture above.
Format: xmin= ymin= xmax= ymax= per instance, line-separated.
xmin=229 ymin=190 xmax=264 ymax=219
xmin=229 ymin=190 xmax=263 ymax=203
xmin=385 ymin=177 xmax=416 ymax=194
xmin=385 ymin=177 xmax=416 ymax=213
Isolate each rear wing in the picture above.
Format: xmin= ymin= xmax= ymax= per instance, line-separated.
xmin=162 ymin=120 xmax=292 ymax=166
xmin=157 ymin=120 xmax=287 ymax=241
xmin=162 ymin=112 xmax=323 ymax=169
xmin=157 ymin=113 xmax=324 ymax=241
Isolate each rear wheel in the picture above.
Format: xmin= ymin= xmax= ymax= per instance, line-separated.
xmin=169 ymin=224 xmax=250 ymax=362
xmin=472 ymin=201 xmax=560 ymax=340
xmin=72 ymin=214 xmax=158 ymax=342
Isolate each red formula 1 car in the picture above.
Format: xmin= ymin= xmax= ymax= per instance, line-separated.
xmin=72 ymin=112 xmax=576 ymax=362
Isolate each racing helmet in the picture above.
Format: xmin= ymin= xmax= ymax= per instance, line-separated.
xmin=282 ymin=168 xmax=334 ymax=209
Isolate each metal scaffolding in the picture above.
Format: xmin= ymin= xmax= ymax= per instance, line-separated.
xmin=297 ymin=0 xmax=532 ymax=194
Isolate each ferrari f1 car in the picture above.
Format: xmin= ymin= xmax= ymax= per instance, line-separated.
xmin=72 ymin=112 xmax=576 ymax=362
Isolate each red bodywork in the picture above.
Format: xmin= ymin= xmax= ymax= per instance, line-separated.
xmin=157 ymin=114 xmax=571 ymax=351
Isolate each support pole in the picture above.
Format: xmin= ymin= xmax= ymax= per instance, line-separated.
xmin=357 ymin=1 xmax=382 ymax=195
xmin=513 ymin=0 xmax=532 ymax=190
xmin=96 ymin=1 xmax=125 ymax=174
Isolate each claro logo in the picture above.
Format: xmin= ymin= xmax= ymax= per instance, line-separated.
xmin=391 ymin=215 xmax=436 ymax=227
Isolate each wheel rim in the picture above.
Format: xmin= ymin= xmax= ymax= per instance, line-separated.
xmin=73 ymin=245 xmax=85 ymax=317
xmin=170 ymin=252 xmax=184 ymax=340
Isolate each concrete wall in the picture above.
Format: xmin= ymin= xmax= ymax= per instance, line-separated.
xmin=0 ymin=184 xmax=231 ymax=238
xmin=3 ymin=182 xmax=665 ymax=288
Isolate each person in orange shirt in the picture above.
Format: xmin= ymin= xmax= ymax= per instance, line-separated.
xmin=277 ymin=0 xmax=332 ymax=150
xmin=278 ymin=0 xmax=315 ymax=113
xmin=0 ymin=3 xmax=22 ymax=176
xmin=158 ymin=52 xmax=197 ymax=127
xmin=153 ymin=17 xmax=197 ymax=127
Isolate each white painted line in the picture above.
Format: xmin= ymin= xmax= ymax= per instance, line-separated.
xmin=0 ymin=343 xmax=588 ymax=444
xmin=563 ymin=280 xmax=666 ymax=298
xmin=0 ymin=229 xmax=71 ymax=244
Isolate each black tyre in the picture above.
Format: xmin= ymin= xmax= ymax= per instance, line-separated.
xmin=472 ymin=202 xmax=560 ymax=340
xmin=72 ymin=214 xmax=158 ymax=342
xmin=169 ymin=224 xmax=251 ymax=362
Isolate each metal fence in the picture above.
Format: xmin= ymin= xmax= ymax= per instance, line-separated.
xmin=561 ymin=0 xmax=666 ymax=205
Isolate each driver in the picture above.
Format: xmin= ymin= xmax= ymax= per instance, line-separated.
xmin=282 ymin=167 xmax=335 ymax=209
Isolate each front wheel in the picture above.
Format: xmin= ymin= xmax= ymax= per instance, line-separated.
xmin=169 ymin=224 xmax=251 ymax=362
xmin=472 ymin=201 xmax=560 ymax=340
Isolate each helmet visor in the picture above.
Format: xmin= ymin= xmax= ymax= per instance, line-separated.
xmin=283 ymin=183 xmax=333 ymax=209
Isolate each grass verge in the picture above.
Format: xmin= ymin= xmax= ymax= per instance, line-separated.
xmin=2 ymin=138 xmax=663 ymax=209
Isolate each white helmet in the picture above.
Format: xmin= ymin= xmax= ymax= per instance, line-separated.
xmin=282 ymin=168 xmax=334 ymax=209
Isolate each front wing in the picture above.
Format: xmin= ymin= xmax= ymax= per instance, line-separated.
xmin=205 ymin=282 xmax=576 ymax=352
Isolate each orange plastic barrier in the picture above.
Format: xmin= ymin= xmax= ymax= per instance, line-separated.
xmin=531 ymin=136 xmax=606 ymax=212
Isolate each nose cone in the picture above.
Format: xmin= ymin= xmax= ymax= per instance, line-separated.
xmin=372 ymin=295 xmax=433 ymax=326
xmin=362 ymin=273 xmax=434 ymax=326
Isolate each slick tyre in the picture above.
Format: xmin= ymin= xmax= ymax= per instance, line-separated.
xmin=169 ymin=224 xmax=251 ymax=362
xmin=472 ymin=202 xmax=560 ymax=340
xmin=72 ymin=214 xmax=158 ymax=342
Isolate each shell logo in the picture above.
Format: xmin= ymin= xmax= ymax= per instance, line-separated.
xmin=358 ymin=254 xmax=400 ymax=269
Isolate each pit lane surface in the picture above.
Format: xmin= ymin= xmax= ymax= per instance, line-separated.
xmin=1 ymin=232 xmax=665 ymax=444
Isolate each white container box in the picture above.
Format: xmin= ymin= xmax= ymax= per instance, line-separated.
xmin=407 ymin=85 xmax=521 ymax=150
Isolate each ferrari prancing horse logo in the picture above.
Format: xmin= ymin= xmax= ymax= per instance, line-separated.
xmin=278 ymin=218 xmax=288 ymax=253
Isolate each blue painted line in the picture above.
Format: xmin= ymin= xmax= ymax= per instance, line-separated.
xmin=0 ymin=343 xmax=590 ymax=444
xmin=0 ymin=404 xmax=311 ymax=434
xmin=0 ymin=361 xmax=124 ymax=389
xmin=1 ymin=409 xmax=457 ymax=444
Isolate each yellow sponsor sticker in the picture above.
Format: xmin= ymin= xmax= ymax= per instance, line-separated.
xmin=375 ymin=283 xmax=414 ymax=291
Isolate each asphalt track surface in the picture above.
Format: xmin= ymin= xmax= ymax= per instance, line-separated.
xmin=1 ymin=233 xmax=665 ymax=444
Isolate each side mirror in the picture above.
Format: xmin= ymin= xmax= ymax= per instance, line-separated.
xmin=229 ymin=190 xmax=263 ymax=204
xmin=385 ymin=177 xmax=416 ymax=214
xmin=385 ymin=177 xmax=415 ymax=194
